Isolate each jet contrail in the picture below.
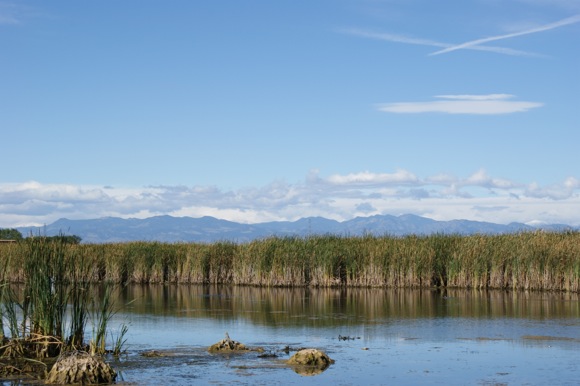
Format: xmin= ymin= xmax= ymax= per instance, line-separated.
xmin=430 ymin=14 xmax=580 ymax=56
xmin=342 ymin=28 xmax=540 ymax=57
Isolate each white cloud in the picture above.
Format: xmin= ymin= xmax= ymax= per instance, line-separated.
xmin=525 ymin=180 xmax=578 ymax=200
xmin=564 ymin=177 xmax=580 ymax=189
xmin=377 ymin=94 xmax=543 ymax=115
xmin=463 ymin=169 xmax=521 ymax=189
xmin=430 ymin=14 xmax=580 ymax=55
xmin=325 ymin=170 xmax=418 ymax=186
xmin=1 ymin=169 xmax=579 ymax=228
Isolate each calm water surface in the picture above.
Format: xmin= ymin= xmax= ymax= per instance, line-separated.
xmin=101 ymin=285 xmax=580 ymax=385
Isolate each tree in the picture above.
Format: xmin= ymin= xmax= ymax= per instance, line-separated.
xmin=0 ymin=228 xmax=23 ymax=241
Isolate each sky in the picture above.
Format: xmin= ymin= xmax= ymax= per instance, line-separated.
xmin=1 ymin=0 xmax=579 ymax=228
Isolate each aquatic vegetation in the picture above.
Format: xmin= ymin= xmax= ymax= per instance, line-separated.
xmin=0 ymin=236 xmax=126 ymax=379
xmin=0 ymin=232 xmax=579 ymax=291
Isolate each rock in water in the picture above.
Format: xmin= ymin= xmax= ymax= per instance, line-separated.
xmin=46 ymin=350 xmax=116 ymax=384
xmin=208 ymin=332 xmax=249 ymax=353
xmin=287 ymin=349 xmax=334 ymax=375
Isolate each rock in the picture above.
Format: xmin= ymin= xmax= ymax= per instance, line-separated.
xmin=45 ymin=350 xmax=116 ymax=384
xmin=287 ymin=348 xmax=334 ymax=375
xmin=208 ymin=332 xmax=255 ymax=353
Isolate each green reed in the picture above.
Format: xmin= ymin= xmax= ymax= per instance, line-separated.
xmin=0 ymin=232 xmax=579 ymax=291
xmin=0 ymin=237 xmax=127 ymax=359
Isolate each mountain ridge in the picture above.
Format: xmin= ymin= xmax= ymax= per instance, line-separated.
xmin=15 ymin=214 xmax=577 ymax=244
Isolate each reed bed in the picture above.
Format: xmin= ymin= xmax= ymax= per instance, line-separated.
xmin=0 ymin=236 xmax=127 ymax=364
xmin=1 ymin=232 xmax=579 ymax=291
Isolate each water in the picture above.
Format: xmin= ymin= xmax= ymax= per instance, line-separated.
xmin=98 ymin=285 xmax=580 ymax=385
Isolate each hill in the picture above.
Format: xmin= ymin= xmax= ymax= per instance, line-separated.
xmin=16 ymin=214 xmax=576 ymax=243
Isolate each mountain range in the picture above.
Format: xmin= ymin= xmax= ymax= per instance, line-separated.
xmin=16 ymin=214 xmax=576 ymax=243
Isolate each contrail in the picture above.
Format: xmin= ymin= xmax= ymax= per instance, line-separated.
xmin=342 ymin=28 xmax=540 ymax=57
xmin=430 ymin=14 xmax=580 ymax=56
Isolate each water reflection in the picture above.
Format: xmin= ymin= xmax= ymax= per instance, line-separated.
xmin=114 ymin=284 xmax=580 ymax=325
xmin=107 ymin=285 xmax=580 ymax=386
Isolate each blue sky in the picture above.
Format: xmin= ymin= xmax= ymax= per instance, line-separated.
xmin=1 ymin=0 xmax=579 ymax=227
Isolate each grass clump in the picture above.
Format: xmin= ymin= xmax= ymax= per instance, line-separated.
xmin=0 ymin=236 xmax=128 ymax=379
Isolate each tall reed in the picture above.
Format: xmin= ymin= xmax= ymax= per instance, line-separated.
xmin=0 ymin=231 xmax=579 ymax=291
xmin=0 ymin=236 xmax=128 ymax=360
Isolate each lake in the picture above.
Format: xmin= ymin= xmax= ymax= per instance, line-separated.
xmin=95 ymin=285 xmax=580 ymax=385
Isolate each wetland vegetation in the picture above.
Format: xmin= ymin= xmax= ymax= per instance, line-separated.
xmin=0 ymin=236 xmax=126 ymax=382
xmin=1 ymin=231 xmax=579 ymax=291
xmin=1 ymin=231 xmax=579 ymax=384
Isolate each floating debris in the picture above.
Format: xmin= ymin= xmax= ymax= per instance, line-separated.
xmin=257 ymin=352 xmax=278 ymax=358
xmin=338 ymin=335 xmax=361 ymax=341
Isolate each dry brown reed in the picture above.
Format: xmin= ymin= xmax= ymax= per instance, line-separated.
xmin=0 ymin=232 xmax=579 ymax=291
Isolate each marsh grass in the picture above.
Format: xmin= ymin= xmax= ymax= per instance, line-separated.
xmin=0 ymin=232 xmax=579 ymax=291
xmin=0 ymin=236 xmax=128 ymax=366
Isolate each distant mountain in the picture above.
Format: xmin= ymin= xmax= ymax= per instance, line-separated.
xmin=17 ymin=214 xmax=577 ymax=244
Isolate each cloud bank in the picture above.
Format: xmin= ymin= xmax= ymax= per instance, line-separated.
xmin=1 ymin=169 xmax=579 ymax=228
xmin=377 ymin=94 xmax=543 ymax=115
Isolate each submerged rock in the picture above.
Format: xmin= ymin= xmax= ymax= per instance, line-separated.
xmin=46 ymin=350 xmax=116 ymax=384
xmin=287 ymin=349 xmax=334 ymax=376
xmin=141 ymin=350 xmax=167 ymax=357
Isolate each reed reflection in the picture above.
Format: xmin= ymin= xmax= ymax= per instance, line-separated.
xmin=112 ymin=285 xmax=580 ymax=327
